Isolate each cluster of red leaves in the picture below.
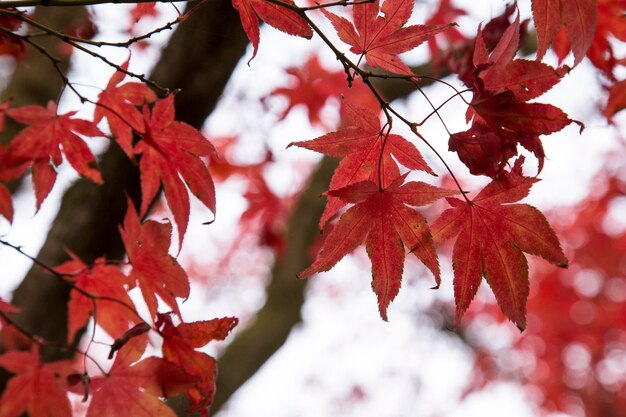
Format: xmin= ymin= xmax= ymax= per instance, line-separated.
xmin=0 ymin=57 xmax=229 ymax=415
xmin=282 ymin=4 xmax=579 ymax=326
xmin=0 ymin=202 xmax=238 ymax=417
xmin=452 ymin=13 xmax=577 ymax=177
xmin=0 ymin=1 xmax=623 ymax=416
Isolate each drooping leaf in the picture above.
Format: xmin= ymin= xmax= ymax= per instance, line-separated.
xmin=135 ymin=95 xmax=216 ymax=247
xmin=231 ymin=0 xmax=312 ymax=61
xmin=299 ymin=175 xmax=458 ymax=320
xmin=156 ymin=314 xmax=237 ymax=414
xmin=322 ymin=0 xmax=453 ymax=75
xmin=431 ymin=169 xmax=568 ymax=329
xmin=119 ymin=198 xmax=189 ymax=320
xmin=5 ymin=101 xmax=104 ymax=209
xmin=532 ymin=0 xmax=597 ymax=64
xmin=0 ymin=347 xmax=72 ymax=417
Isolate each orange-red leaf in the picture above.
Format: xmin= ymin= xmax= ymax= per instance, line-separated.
xmin=431 ymin=171 xmax=568 ymax=329
xmin=119 ymin=199 xmax=189 ymax=320
xmin=156 ymin=314 xmax=237 ymax=413
xmin=323 ymin=0 xmax=452 ymax=75
xmin=6 ymin=102 xmax=104 ymax=209
xmin=300 ymin=176 xmax=458 ymax=320
xmin=0 ymin=347 xmax=72 ymax=417
xmin=87 ymin=336 xmax=197 ymax=417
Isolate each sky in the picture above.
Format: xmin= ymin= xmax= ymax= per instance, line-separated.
xmin=0 ymin=1 xmax=624 ymax=416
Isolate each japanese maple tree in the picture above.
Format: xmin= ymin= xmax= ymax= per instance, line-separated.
xmin=0 ymin=0 xmax=623 ymax=416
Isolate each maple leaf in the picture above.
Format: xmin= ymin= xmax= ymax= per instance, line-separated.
xmin=0 ymin=347 xmax=72 ymax=417
xmin=269 ymin=55 xmax=349 ymax=126
xmin=5 ymin=101 xmax=104 ymax=209
xmin=471 ymin=15 xmax=567 ymax=101
xmin=54 ymin=253 xmax=139 ymax=343
xmin=231 ymin=0 xmax=312 ymax=61
xmin=87 ymin=335 xmax=198 ymax=417
xmin=430 ymin=166 xmax=568 ymax=329
xmin=119 ymin=199 xmax=189 ymax=320
xmin=135 ymin=95 xmax=216 ymax=246
xmin=532 ymin=0 xmax=597 ymax=65
xmin=322 ymin=0 xmax=453 ymax=75
xmin=94 ymin=59 xmax=157 ymax=158
xmin=290 ymin=103 xmax=434 ymax=227
xmin=157 ymin=313 xmax=238 ymax=414
xmin=299 ymin=175 xmax=458 ymax=320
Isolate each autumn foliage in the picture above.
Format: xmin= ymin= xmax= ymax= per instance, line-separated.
xmin=0 ymin=0 xmax=624 ymax=416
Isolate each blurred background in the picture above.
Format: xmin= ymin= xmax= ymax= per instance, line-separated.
xmin=0 ymin=1 xmax=624 ymax=416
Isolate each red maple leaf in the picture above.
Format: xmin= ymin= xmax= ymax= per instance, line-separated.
xmin=87 ymin=335 xmax=197 ymax=417
xmin=322 ymin=0 xmax=453 ymax=75
xmin=135 ymin=95 xmax=216 ymax=246
xmin=0 ymin=347 xmax=73 ymax=417
xmin=119 ymin=198 xmax=189 ymax=320
xmin=290 ymin=103 xmax=434 ymax=227
xmin=430 ymin=165 xmax=568 ymax=329
xmin=299 ymin=175 xmax=458 ymax=320
xmin=94 ymin=59 xmax=157 ymax=158
xmin=157 ymin=313 xmax=238 ymax=415
xmin=231 ymin=0 xmax=312 ymax=61
xmin=54 ymin=253 xmax=139 ymax=344
xmin=5 ymin=101 xmax=104 ymax=209
xmin=532 ymin=0 xmax=597 ymax=65
xmin=269 ymin=55 xmax=349 ymax=126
